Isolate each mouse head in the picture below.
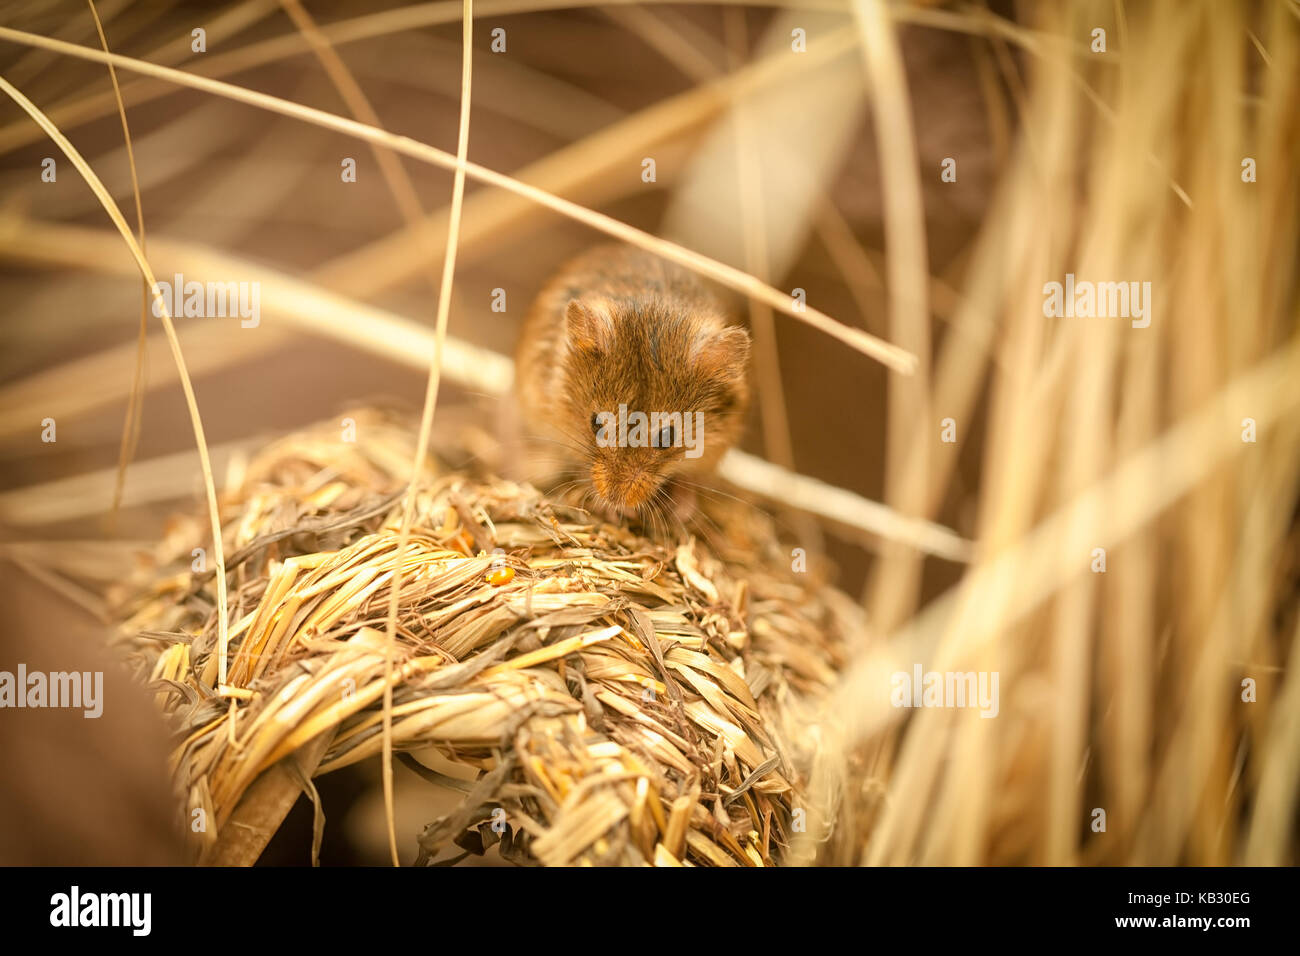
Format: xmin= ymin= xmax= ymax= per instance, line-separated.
xmin=560 ymin=295 xmax=749 ymax=515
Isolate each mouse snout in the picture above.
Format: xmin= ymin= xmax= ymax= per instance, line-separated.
xmin=590 ymin=454 xmax=661 ymax=512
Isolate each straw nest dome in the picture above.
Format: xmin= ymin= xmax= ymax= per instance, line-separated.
xmin=110 ymin=408 xmax=859 ymax=866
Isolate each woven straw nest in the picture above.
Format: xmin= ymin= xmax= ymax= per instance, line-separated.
xmin=110 ymin=408 xmax=860 ymax=866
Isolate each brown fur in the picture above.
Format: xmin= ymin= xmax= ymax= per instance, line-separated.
xmin=514 ymin=244 xmax=750 ymax=517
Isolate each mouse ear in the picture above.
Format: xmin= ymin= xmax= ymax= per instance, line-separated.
xmin=565 ymin=298 xmax=613 ymax=354
xmin=693 ymin=324 xmax=750 ymax=386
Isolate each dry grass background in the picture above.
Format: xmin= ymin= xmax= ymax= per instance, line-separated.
xmin=0 ymin=0 xmax=1296 ymax=865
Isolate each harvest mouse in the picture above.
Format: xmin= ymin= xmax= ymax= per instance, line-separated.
xmin=513 ymin=243 xmax=750 ymax=527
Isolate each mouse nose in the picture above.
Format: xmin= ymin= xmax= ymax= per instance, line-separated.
xmin=591 ymin=459 xmax=659 ymax=511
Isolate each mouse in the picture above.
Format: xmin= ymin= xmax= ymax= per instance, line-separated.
xmin=513 ymin=242 xmax=751 ymax=528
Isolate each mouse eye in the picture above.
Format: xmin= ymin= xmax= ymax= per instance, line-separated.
xmin=656 ymin=424 xmax=676 ymax=449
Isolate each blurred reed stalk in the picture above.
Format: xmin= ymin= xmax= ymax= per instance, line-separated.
xmin=803 ymin=0 xmax=1299 ymax=865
